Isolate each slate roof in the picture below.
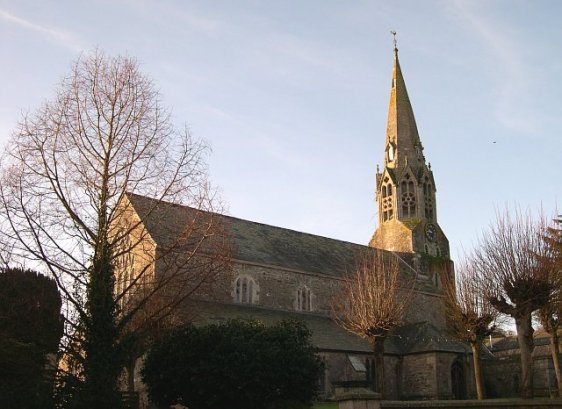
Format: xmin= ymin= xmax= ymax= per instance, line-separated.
xmin=188 ymin=302 xmax=468 ymax=356
xmin=127 ymin=192 xmax=369 ymax=277
xmin=390 ymin=321 xmax=469 ymax=354
xmin=491 ymin=335 xmax=551 ymax=352
xmin=188 ymin=300 xmax=376 ymax=353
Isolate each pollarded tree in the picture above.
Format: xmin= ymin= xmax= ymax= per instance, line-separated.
xmin=443 ymin=259 xmax=498 ymax=400
xmin=537 ymin=215 xmax=562 ymax=395
xmin=0 ymin=51 xmax=231 ymax=409
xmin=473 ymin=210 xmax=556 ymax=399
xmin=332 ymin=250 xmax=413 ymax=396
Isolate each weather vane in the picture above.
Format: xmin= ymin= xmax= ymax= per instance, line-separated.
xmin=390 ymin=30 xmax=398 ymax=50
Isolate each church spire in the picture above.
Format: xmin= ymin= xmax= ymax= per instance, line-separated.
xmin=370 ymin=41 xmax=449 ymax=258
xmin=384 ymin=43 xmax=425 ymax=170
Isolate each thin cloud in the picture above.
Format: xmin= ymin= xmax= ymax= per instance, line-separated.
xmin=447 ymin=0 xmax=535 ymax=134
xmin=121 ymin=0 xmax=221 ymax=34
xmin=0 ymin=9 xmax=83 ymax=52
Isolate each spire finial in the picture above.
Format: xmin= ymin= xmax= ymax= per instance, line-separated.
xmin=390 ymin=30 xmax=398 ymax=53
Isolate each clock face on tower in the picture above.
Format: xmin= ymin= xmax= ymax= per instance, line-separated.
xmin=425 ymin=223 xmax=437 ymax=242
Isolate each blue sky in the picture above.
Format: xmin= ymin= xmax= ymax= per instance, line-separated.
xmin=1 ymin=0 xmax=560 ymax=262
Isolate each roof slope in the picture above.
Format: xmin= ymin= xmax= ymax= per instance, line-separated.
xmin=127 ymin=192 xmax=369 ymax=277
xmin=390 ymin=322 xmax=468 ymax=354
xmin=190 ymin=300 xmax=381 ymax=353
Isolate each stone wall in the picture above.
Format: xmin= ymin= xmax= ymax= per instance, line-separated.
xmin=483 ymin=356 xmax=558 ymax=399
xmin=385 ymin=355 xmax=401 ymax=399
xmin=207 ymin=260 xmax=449 ymax=330
xmin=405 ymin=291 xmax=446 ymax=330
xmin=210 ymin=262 xmax=340 ymax=314
xmin=435 ymin=353 xmax=474 ymax=400
xmin=381 ymin=399 xmax=562 ymax=409
xmin=401 ymin=354 xmax=437 ymax=399
xmin=483 ymin=336 xmax=561 ymax=398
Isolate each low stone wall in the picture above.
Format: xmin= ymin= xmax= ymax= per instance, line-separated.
xmin=334 ymin=386 xmax=562 ymax=409
xmin=380 ymin=398 xmax=562 ymax=409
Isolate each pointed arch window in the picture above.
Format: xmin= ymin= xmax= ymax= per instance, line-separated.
xmin=297 ymin=286 xmax=312 ymax=312
xmin=434 ymin=272 xmax=441 ymax=288
xmin=381 ymin=177 xmax=394 ymax=222
xmin=401 ymin=174 xmax=416 ymax=218
xmin=423 ymin=176 xmax=434 ymax=221
xmin=234 ymin=275 xmax=258 ymax=304
xmin=120 ymin=269 xmax=130 ymax=306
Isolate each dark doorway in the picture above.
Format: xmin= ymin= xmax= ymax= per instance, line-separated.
xmin=451 ymin=359 xmax=466 ymax=399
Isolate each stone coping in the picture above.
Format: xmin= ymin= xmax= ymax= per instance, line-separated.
xmin=335 ymin=392 xmax=382 ymax=402
xmin=380 ymin=398 xmax=562 ymax=408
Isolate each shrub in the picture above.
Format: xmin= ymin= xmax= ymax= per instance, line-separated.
xmin=142 ymin=319 xmax=322 ymax=409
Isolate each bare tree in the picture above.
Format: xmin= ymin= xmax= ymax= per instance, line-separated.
xmin=473 ymin=210 xmax=556 ymax=399
xmin=537 ymin=216 xmax=562 ymax=396
xmin=0 ymin=51 xmax=231 ymax=409
xmin=332 ymin=250 xmax=412 ymax=396
xmin=443 ymin=259 xmax=498 ymax=400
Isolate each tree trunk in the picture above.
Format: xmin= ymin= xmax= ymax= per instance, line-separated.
xmin=372 ymin=337 xmax=386 ymax=397
xmin=81 ymin=247 xmax=122 ymax=409
xmin=470 ymin=342 xmax=485 ymax=400
xmin=515 ymin=314 xmax=535 ymax=399
xmin=549 ymin=331 xmax=562 ymax=397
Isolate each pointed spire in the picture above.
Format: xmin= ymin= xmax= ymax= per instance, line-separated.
xmin=383 ymin=38 xmax=425 ymax=170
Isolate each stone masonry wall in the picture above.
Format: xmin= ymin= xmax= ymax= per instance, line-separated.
xmin=210 ymin=262 xmax=340 ymax=314
xmin=435 ymin=353 xmax=473 ymax=400
xmin=207 ymin=260 xmax=449 ymax=331
xmin=401 ymin=354 xmax=437 ymax=399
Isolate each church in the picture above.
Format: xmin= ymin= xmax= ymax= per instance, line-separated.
xmin=120 ymin=46 xmax=474 ymax=402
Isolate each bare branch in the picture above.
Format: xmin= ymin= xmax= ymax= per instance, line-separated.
xmin=0 ymin=50 xmax=231 ymax=406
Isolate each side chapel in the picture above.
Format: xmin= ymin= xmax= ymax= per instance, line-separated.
xmin=121 ymin=46 xmax=473 ymax=402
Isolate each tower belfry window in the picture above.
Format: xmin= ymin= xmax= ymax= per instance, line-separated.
xmin=423 ymin=176 xmax=434 ymax=221
xmin=401 ymin=174 xmax=416 ymax=218
xmin=381 ymin=177 xmax=394 ymax=222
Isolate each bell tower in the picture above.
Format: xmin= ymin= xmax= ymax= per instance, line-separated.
xmin=369 ymin=44 xmax=449 ymax=258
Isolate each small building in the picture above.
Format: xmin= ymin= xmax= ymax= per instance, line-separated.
xmin=484 ymin=333 xmax=562 ymax=398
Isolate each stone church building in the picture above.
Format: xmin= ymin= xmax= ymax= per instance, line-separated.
xmin=121 ymin=47 xmax=475 ymax=402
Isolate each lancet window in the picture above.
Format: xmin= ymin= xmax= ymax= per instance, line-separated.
xmin=381 ymin=177 xmax=394 ymax=222
xmin=234 ymin=275 xmax=257 ymax=304
xmin=400 ymin=174 xmax=416 ymax=218
xmin=423 ymin=176 xmax=434 ymax=221
xmin=120 ymin=269 xmax=130 ymax=306
xmin=296 ymin=286 xmax=312 ymax=312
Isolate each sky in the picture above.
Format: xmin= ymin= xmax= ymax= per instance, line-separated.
xmin=0 ymin=0 xmax=561 ymax=262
